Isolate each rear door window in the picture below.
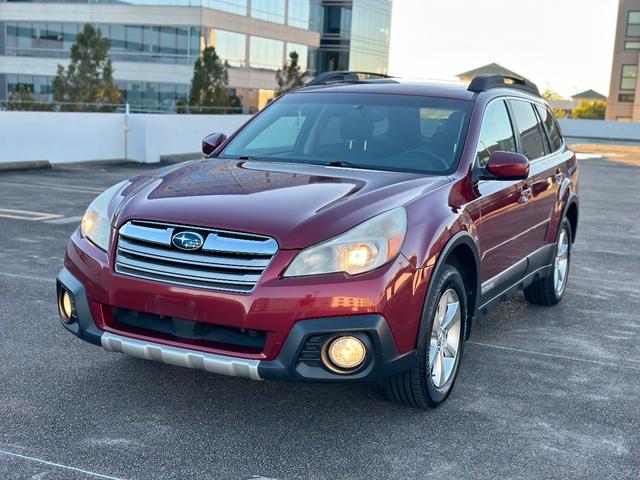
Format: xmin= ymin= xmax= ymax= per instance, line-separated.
xmin=509 ymin=100 xmax=546 ymax=160
xmin=535 ymin=105 xmax=563 ymax=152
xmin=476 ymin=100 xmax=516 ymax=168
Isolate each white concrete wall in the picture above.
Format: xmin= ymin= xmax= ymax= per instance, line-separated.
xmin=559 ymin=119 xmax=640 ymax=143
xmin=0 ymin=111 xmax=126 ymax=164
xmin=0 ymin=111 xmax=252 ymax=165
xmin=126 ymin=114 xmax=250 ymax=162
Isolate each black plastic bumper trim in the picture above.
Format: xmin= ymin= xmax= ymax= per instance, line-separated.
xmin=57 ymin=268 xmax=416 ymax=382
xmin=258 ymin=315 xmax=416 ymax=382
xmin=56 ymin=267 xmax=103 ymax=347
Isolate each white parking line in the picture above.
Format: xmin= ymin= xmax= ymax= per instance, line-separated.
xmin=44 ymin=215 xmax=84 ymax=225
xmin=0 ymin=180 xmax=102 ymax=194
xmin=0 ymin=272 xmax=54 ymax=283
xmin=575 ymin=153 xmax=603 ymax=160
xmin=0 ymin=208 xmax=62 ymax=221
xmin=0 ymin=449 xmax=125 ymax=480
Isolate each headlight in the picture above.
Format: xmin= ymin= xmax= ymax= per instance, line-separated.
xmin=81 ymin=180 xmax=129 ymax=251
xmin=284 ymin=207 xmax=407 ymax=277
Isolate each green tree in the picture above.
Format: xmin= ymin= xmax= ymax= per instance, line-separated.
xmin=5 ymin=85 xmax=53 ymax=111
xmin=552 ymin=108 xmax=568 ymax=119
xmin=572 ymin=100 xmax=606 ymax=120
xmin=188 ymin=47 xmax=239 ymax=113
xmin=52 ymin=24 xmax=122 ymax=112
xmin=275 ymin=51 xmax=307 ymax=96
xmin=542 ymin=89 xmax=564 ymax=101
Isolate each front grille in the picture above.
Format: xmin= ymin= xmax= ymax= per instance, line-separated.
xmin=115 ymin=220 xmax=278 ymax=292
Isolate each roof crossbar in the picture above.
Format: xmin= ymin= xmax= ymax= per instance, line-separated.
xmin=306 ymin=71 xmax=394 ymax=86
xmin=467 ymin=74 xmax=540 ymax=96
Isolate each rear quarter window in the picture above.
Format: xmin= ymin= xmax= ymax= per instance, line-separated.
xmin=536 ymin=105 xmax=563 ymax=152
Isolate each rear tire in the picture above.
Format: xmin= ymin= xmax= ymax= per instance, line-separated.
xmin=524 ymin=218 xmax=572 ymax=306
xmin=383 ymin=265 xmax=467 ymax=409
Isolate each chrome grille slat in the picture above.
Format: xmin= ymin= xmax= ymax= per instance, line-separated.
xmin=120 ymin=222 xmax=173 ymax=246
xmin=203 ymin=235 xmax=278 ymax=256
xmin=118 ymin=238 xmax=271 ymax=269
xmin=116 ymin=254 xmax=260 ymax=284
xmin=115 ymin=221 xmax=277 ymax=292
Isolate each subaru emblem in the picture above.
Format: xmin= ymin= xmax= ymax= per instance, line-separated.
xmin=172 ymin=231 xmax=204 ymax=251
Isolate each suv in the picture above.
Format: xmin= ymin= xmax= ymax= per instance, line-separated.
xmin=56 ymin=72 xmax=578 ymax=408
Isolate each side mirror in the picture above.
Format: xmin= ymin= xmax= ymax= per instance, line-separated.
xmin=202 ymin=132 xmax=227 ymax=156
xmin=481 ymin=151 xmax=530 ymax=181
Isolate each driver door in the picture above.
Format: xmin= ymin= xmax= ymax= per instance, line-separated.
xmin=474 ymin=99 xmax=531 ymax=298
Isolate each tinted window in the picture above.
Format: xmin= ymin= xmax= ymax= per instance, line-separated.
xmin=221 ymin=93 xmax=472 ymax=175
xmin=628 ymin=11 xmax=640 ymax=36
xmin=510 ymin=100 xmax=546 ymax=160
xmin=621 ymin=65 xmax=638 ymax=90
xmin=536 ymin=105 xmax=563 ymax=152
xmin=249 ymin=36 xmax=284 ymax=70
xmin=476 ymin=100 xmax=516 ymax=168
xmin=245 ymin=115 xmax=308 ymax=150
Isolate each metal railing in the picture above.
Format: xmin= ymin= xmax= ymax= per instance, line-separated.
xmin=0 ymin=100 xmax=249 ymax=114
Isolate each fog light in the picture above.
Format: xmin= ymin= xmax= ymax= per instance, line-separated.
xmin=59 ymin=289 xmax=74 ymax=323
xmin=325 ymin=336 xmax=366 ymax=371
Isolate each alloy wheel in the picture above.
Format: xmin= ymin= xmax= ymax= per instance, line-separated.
xmin=429 ymin=288 xmax=461 ymax=389
xmin=554 ymin=228 xmax=570 ymax=296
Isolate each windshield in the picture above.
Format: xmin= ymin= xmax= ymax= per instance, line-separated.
xmin=220 ymin=92 xmax=472 ymax=175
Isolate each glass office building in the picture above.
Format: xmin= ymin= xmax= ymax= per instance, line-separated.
xmin=318 ymin=0 xmax=391 ymax=73
xmin=0 ymin=0 xmax=392 ymax=112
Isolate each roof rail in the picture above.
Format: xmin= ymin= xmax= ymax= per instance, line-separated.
xmin=467 ymin=74 xmax=540 ymax=96
xmin=305 ymin=71 xmax=394 ymax=86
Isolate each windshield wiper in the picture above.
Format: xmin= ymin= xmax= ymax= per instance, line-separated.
xmin=324 ymin=160 xmax=361 ymax=168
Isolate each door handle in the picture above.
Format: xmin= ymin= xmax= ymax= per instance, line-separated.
xmin=554 ymin=169 xmax=563 ymax=184
xmin=518 ymin=187 xmax=532 ymax=204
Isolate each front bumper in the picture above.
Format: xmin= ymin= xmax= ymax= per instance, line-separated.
xmin=57 ymin=267 xmax=416 ymax=381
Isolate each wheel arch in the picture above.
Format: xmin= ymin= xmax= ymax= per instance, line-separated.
xmin=564 ymin=196 xmax=579 ymax=243
xmin=418 ymin=232 xmax=481 ymax=343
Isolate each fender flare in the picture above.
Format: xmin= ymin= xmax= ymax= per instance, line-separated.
xmin=559 ymin=193 xmax=579 ymax=243
xmin=417 ymin=231 xmax=481 ymax=344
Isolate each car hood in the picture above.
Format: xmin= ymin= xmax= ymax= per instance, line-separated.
xmin=115 ymin=158 xmax=449 ymax=249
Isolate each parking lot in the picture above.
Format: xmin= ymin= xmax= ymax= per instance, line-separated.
xmin=0 ymin=155 xmax=638 ymax=479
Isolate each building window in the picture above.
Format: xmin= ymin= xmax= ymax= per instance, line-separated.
xmin=624 ymin=41 xmax=640 ymax=49
xmin=627 ymin=11 xmax=640 ymax=36
xmin=5 ymin=21 xmax=201 ymax=64
xmin=210 ymin=30 xmax=246 ymax=67
xmin=6 ymin=74 xmax=52 ymax=102
xmin=620 ymin=65 xmax=638 ymax=90
xmin=249 ymin=36 xmax=284 ymax=70
xmin=117 ymin=80 xmax=190 ymax=112
xmin=619 ymin=93 xmax=635 ymax=102
xmin=288 ymin=0 xmax=318 ymax=30
xmin=125 ymin=25 xmax=143 ymax=52
xmin=251 ymin=0 xmax=285 ymax=24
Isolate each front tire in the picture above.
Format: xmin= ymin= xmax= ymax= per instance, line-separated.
xmin=383 ymin=265 xmax=467 ymax=409
xmin=524 ymin=218 xmax=572 ymax=306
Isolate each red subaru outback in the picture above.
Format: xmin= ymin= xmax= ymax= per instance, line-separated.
xmin=57 ymin=73 xmax=578 ymax=408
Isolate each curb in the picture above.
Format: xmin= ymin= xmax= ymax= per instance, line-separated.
xmin=0 ymin=160 xmax=51 ymax=172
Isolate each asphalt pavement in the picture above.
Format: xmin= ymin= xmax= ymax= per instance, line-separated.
xmin=0 ymin=156 xmax=638 ymax=479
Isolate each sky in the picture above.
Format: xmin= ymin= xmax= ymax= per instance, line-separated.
xmin=389 ymin=0 xmax=619 ymax=98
